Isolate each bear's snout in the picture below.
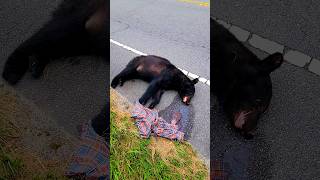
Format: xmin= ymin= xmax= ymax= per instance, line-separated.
xmin=182 ymin=96 xmax=191 ymax=105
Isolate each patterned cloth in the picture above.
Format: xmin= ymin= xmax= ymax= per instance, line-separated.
xmin=211 ymin=160 xmax=229 ymax=180
xmin=65 ymin=121 xmax=109 ymax=179
xmin=158 ymin=95 xmax=193 ymax=140
xmin=131 ymin=101 xmax=184 ymax=141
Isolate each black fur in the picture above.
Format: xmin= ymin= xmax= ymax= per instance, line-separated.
xmin=111 ymin=55 xmax=199 ymax=108
xmin=2 ymin=0 xmax=109 ymax=139
xmin=211 ymin=18 xmax=283 ymax=139
xmin=91 ymin=104 xmax=109 ymax=142
xmin=2 ymin=0 xmax=108 ymax=85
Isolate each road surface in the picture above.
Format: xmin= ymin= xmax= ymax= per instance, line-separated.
xmin=110 ymin=0 xmax=210 ymax=165
xmin=211 ymin=2 xmax=320 ymax=178
xmin=0 ymin=0 xmax=108 ymax=137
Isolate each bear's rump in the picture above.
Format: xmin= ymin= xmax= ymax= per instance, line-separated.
xmin=136 ymin=63 xmax=167 ymax=77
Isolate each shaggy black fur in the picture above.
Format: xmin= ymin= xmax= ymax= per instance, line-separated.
xmin=211 ymin=18 xmax=283 ymax=139
xmin=2 ymin=0 xmax=108 ymax=85
xmin=111 ymin=55 xmax=199 ymax=109
xmin=2 ymin=0 xmax=109 ymax=139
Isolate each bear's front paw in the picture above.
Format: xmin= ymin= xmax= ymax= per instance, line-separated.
xmin=111 ymin=78 xmax=120 ymax=88
xmin=148 ymin=103 xmax=156 ymax=109
xmin=29 ymin=60 xmax=44 ymax=79
xmin=139 ymin=98 xmax=148 ymax=106
xmin=119 ymin=79 xmax=124 ymax=86
xmin=2 ymin=70 xmax=22 ymax=85
xmin=2 ymin=52 xmax=29 ymax=85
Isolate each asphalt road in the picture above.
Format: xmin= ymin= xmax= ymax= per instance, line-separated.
xmin=3 ymin=0 xmax=318 ymax=179
xmin=211 ymin=0 xmax=320 ymax=60
xmin=212 ymin=2 xmax=320 ymax=179
xmin=0 ymin=0 xmax=108 ymax=137
xmin=111 ymin=0 xmax=210 ymax=79
xmin=111 ymin=0 xmax=210 ymax=165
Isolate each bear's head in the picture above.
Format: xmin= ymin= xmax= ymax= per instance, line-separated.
xmin=179 ymin=78 xmax=199 ymax=105
xmin=224 ymin=52 xmax=283 ymax=139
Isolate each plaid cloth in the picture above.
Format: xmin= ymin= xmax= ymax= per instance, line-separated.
xmin=211 ymin=160 xmax=229 ymax=180
xmin=65 ymin=121 xmax=109 ymax=179
xmin=131 ymin=101 xmax=184 ymax=141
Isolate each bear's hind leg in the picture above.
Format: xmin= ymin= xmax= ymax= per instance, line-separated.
xmin=139 ymin=79 xmax=161 ymax=105
xmin=149 ymin=89 xmax=164 ymax=109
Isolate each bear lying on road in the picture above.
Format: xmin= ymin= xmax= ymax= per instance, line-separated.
xmin=111 ymin=55 xmax=199 ymax=109
xmin=2 ymin=0 xmax=109 ymax=139
xmin=211 ymin=18 xmax=283 ymax=139
xmin=2 ymin=0 xmax=108 ymax=85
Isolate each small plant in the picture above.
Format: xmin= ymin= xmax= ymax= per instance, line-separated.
xmin=0 ymin=147 xmax=24 ymax=179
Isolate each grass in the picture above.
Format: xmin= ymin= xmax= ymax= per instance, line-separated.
xmin=0 ymin=146 xmax=65 ymax=180
xmin=110 ymin=89 xmax=208 ymax=180
xmin=0 ymin=109 xmax=64 ymax=179
xmin=0 ymin=87 xmax=68 ymax=180
xmin=0 ymin=88 xmax=23 ymax=179
xmin=0 ymin=134 xmax=67 ymax=180
xmin=0 ymin=147 xmax=24 ymax=179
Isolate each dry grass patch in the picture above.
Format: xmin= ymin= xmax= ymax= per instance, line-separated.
xmin=0 ymin=85 xmax=71 ymax=179
xmin=110 ymin=89 xmax=208 ymax=180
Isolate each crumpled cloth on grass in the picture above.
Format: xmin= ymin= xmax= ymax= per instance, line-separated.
xmin=131 ymin=101 xmax=184 ymax=141
xmin=65 ymin=121 xmax=109 ymax=179
xmin=158 ymin=95 xmax=194 ymax=140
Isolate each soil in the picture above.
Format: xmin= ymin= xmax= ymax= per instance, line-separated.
xmin=0 ymin=81 xmax=80 ymax=178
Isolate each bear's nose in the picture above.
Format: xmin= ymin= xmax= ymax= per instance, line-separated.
xmin=183 ymin=96 xmax=188 ymax=103
xmin=182 ymin=97 xmax=190 ymax=105
xmin=234 ymin=111 xmax=251 ymax=129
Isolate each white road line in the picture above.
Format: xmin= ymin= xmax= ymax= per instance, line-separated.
xmin=110 ymin=39 xmax=210 ymax=86
xmin=110 ymin=39 xmax=147 ymax=56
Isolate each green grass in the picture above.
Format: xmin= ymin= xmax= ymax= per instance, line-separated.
xmin=0 ymin=145 xmax=67 ymax=180
xmin=110 ymin=110 xmax=208 ymax=180
xmin=0 ymin=91 xmax=66 ymax=180
xmin=0 ymin=110 xmax=23 ymax=180
xmin=0 ymin=146 xmax=24 ymax=179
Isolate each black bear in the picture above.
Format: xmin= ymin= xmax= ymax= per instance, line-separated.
xmin=2 ymin=0 xmax=109 ymax=139
xmin=91 ymin=103 xmax=109 ymax=142
xmin=2 ymin=0 xmax=108 ymax=85
xmin=211 ymin=18 xmax=283 ymax=139
xmin=111 ymin=55 xmax=199 ymax=108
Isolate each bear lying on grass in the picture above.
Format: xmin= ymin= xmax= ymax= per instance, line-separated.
xmin=111 ymin=55 xmax=199 ymax=109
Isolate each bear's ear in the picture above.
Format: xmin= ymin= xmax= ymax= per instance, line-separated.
xmin=192 ymin=78 xmax=199 ymax=84
xmin=259 ymin=52 xmax=283 ymax=74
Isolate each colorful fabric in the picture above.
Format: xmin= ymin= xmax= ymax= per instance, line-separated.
xmin=211 ymin=160 xmax=229 ymax=180
xmin=158 ymin=95 xmax=193 ymax=140
xmin=65 ymin=121 xmax=109 ymax=179
xmin=131 ymin=101 xmax=184 ymax=141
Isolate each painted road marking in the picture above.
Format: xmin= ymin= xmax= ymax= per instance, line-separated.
xmin=177 ymin=0 xmax=209 ymax=7
xmin=213 ymin=17 xmax=320 ymax=77
xmin=110 ymin=39 xmax=210 ymax=86
xmin=110 ymin=39 xmax=147 ymax=56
